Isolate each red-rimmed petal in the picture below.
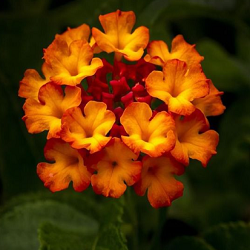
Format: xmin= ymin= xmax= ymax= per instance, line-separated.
xmin=19 ymin=63 xmax=52 ymax=101
xmin=55 ymin=24 xmax=90 ymax=46
xmin=23 ymin=83 xmax=81 ymax=139
xmin=120 ymin=102 xmax=176 ymax=157
xmin=193 ymin=80 xmax=226 ymax=116
xmin=37 ymin=139 xmax=92 ymax=192
xmin=145 ymin=35 xmax=203 ymax=67
xmin=171 ymin=109 xmax=219 ymax=167
xmin=44 ymin=40 xmax=103 ymax=86
xmin=92 ymin=10 xmax=149 ymax=61
xmin=146 ymin=59 xmax=209 ymax=115
xmin=91 ymin=138 xmax=141 ymax=198
xmin=134 ymin=155 xmax=184 ymax=208
xmin=61 ymin=101 xmax=115 ymax=153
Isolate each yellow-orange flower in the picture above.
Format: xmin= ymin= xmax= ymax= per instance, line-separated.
xmin=54 ymin=23 xmax=100 ymax=53
xmin=23 ymin=83 xmax=81 ymax=139
xmin=61 ymin=101 xmax=115 ymax=154
xmin=18 ymin=63 xmax=52 ymax=101
xmin=92 ymin=10 xmax=149 ymax=61
xmin=170 ymin=109 xmax=219 ymax=167
xmin=120 ymin=102 xmax=176 ymax=157
xmin=146 ymin=59 xmax=209 ymax=116
xmin=134 ymin=155 xmax=184 ymax=208
xmin=144 ymin=35 xmax=204 ymax=67
xmin=55 ymin=24 xmax=90 ymax=46
xmin=193 ymin=80 xmax=226 ymax=116
xmin=37 ymin=139 xmax=92 ymax=192
xmin=91 ymin=138 xmax=141 ymax=198
xmin=43 ymin=39 xmax=103 ymax=86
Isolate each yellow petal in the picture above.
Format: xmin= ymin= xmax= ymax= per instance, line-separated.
xmin=171 ymin=109 xmax=219 ymax=167
xmin=193 ymin=80 xmax=226 ymax=116
xmin=61 ymin=101 xmax=115 ymax=153
xmin=55 ymin=24 xmax=90 ymax=46
xmin=120 ymin=102 xmax=176 ymax=157
xmin=134 ymin=155 xmax=184 ymax=208
xmin=92 ymin=10 xmax=149 ymax=61
xmin=37 ymin=139 xmax=92 ymax=192
xmin=144 ymin=40 xmax=170 ymax=66
xmin=91 ymin=138 xmax=141 ymax=198
xmin=18 ymin=63 xmax=52 ymax=101
xmin=23 ymin=83 xmax=81 ymax=139
xmin=44 ymin=39 xmax=103 ymax=86
xmin=145 ymin=35 xmax=203 ymax=67
xmin=89 ymin=36 xmax=103 ymax=54
xmin=146 ymin=59 xmax=209 ymax=115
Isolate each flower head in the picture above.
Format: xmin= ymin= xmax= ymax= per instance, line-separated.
xmin=19 ymin=10 xmax=224 ymax=208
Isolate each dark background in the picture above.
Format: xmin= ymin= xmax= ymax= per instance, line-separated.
xmin=0 ymin=0 xmax=250 ymax=249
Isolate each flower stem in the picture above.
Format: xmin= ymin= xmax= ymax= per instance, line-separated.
xmin=150 ymin=207 xmax=168 ymax=250
xmin=125 ymin=187 xmax=139 ymax=250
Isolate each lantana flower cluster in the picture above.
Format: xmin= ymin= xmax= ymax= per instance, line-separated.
xmin=19 ymin=10 xmax=225 ymax=208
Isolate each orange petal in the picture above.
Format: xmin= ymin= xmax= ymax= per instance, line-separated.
xmin=144 ymin=40 xmax=169 ymax=67
xmin=61 ymin=101 xmax=115 ymax=153
xmin=144 ymin=35 xmax=203 ymax=67
xmin=89 ymin=36 xmax=103 ymax=54
xmin=91 ymin=138 xmax=141 ymax=198
xmin=55 ymin=24 xmax=90 ymax=46
xmin=120 ymin=102 xmax=176 ymax=157
xmin=92 ymin=10 xmax=149 ymax=61
xmin=146 ymin=59 xmax=209 ymax=115
xmin=171 ymin=109 xmax=219 ymax=167
xmin=193 ymin=80 xmax=226 ymax=116
xmin=37 ymin=139 xmax=92 ymax=192
xmin=134 ymin=155 xmax=184 ymax=208
xmin=23 ymin=83 xmax=81 ymax=139
xmin=44 ymin=39 xmax=103 ymax=86
xmin=18 ymin=63 xmax=52 ymax=101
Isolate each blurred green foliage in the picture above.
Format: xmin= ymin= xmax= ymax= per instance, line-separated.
xmin=166 ymin=221 xmax=250 ymax=250
xmin=0 ymin=0 xmax=250 ymax=249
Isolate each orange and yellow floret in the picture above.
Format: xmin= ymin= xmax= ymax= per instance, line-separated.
xmin=19 ymin=10 xmax=225 ymax=208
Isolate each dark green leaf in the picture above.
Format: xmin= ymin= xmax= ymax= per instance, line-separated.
xmin=236 ymin=32 xmax=250 ymax=63
xmin=166 ymin=236 xmax=215 ymax=250
xmin=197 ymin=39 xmax=250 ymax=91
xmin=95 ymin=224 xmax=128 ymax=250
xmin=203 ymin=221 xmax=250 ymax=250
xmin=166 ymin=221 xmax=250 ymax=250
xmin=38 ymin=222 xmax=95 ymax=250
xmin=0 ymin=200 xmax=98 ymax=250
xmin=97 ymin=196 xmax=125 ymax=226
